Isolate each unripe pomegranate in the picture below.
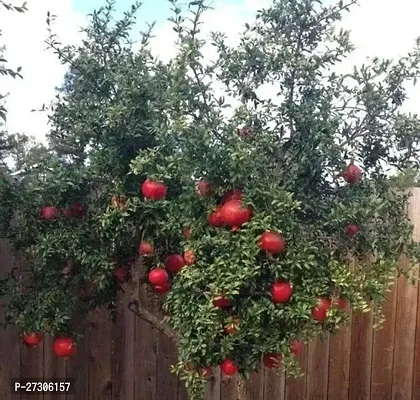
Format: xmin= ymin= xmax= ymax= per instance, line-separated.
xmin=263 ymin=353 xmax=281 ymax=369
xmin=23 ymin=332 xmax=43 ymax=347
xmin=311 ymin=297 xmax=332 ymax=322
xmin=141 ymin=178 xmax=167 ymax=200
xmin=153 ymin=282 xmax=170 ymax=294
xmin=53 ymin=337 xmax=77 ymax=358
xmin=258 ymin=231 xmax=286 ymax=255
xmin=208 ymin=206 xmax=223 ymax=227
xmin=201 ymin=366 xmax=213 ymax=379
xmin=164 ymin=254 xmax=185 ymax=273
xmin=345 ymin=224 xmax=359 ymax=237
xmin=291 ymin=340 xmax=302 ymax=357
xmin=148 ymin=268 xmax=169 ymax=286
xmin=196 ymin=180 xmax=214 ymax=197
xmin=221 ymin=189 xmax=243 ymax=204
xmin=342 ymin=164 xmax=361 ymax=184
xmin=139 ymin=241 xmax=154 ymax=256
xmin=271 ymin=281 xmax=293 ymax=303
xmin=212 ymin=295 xmax=233 ymax=309
xmin=220 ymin=200 xmax=252 ymax=231
xmin=114 ymin=267 xmax=129 ymax=283
xmin=40 ymin=206 xmax=59 ymax=220
xmin=220 ymin=359 xmax=237 ymax=376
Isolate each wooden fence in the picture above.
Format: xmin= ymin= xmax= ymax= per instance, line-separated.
xmin=1 ymin=188 xmax=420 ymax=400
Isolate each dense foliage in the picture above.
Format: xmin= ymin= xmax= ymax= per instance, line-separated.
xmin=2 ymin=0 xmax=420 ymax=398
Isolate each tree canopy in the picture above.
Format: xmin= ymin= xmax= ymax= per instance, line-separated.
xmin=1 ymin=1 xmax=420 ymax=398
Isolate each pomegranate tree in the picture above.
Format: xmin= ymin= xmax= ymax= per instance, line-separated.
xmin=2 ymin=1 xmax=420 ymax=400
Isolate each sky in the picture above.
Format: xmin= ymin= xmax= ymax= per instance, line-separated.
xmin=1 ymin=0 xmax=420 ymax=144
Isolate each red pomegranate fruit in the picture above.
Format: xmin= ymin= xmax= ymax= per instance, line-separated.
xmin=139 ymin=241 xmax=154 ymax=256
xmin=164 ymin=254 xmax=185 ymax=273
xmin=334 ymin=297 xmax=348 ymax=310
xmin=114 ymin=267 xmax=129 ymax=283
xmin=183 ymin=249 xmax=196 ymax=266
xmin=263 ymin=353 xmax=282 ymax=369
xmin=342 ymin=164 xmax=361 ymax=184
xmin=148 ymin=268 xmax=169 ymax=286
xmin=212 ymin=295 xmax=233 ymax=309
xmin=40 ymin=206 xmax=59 ymax=220
xmin=63 ymin=202 xmax=85 ymax=219
xmin=208 ymin=206 xmax=223 ymax=227
xmin=220 ymin=359 xmax=237 ymax=376
xmin=141 ymin=178 xmax=168 ymax=200
xmin=271 ymin=281 xmax=293 ymax=303
xmin=182 ymin=226 xmax=192 ymax=238
xmin=345 ymin=224 xmax=359 ymax=236
xmin=258 ymin=231 xmax=286 ymax=255
xmin=53 ymin=337 xmax=77 ymax=358
xmin=220 ymin=200 xmax=252 ymax=230
xmin=196 ymin=180 xmax=214 ymax=197
xmin=290 ymin=340 xmax=302 ymax=357
xmin=311 ymin=297 xmax=332 ymax=322
xmin=153 ymin=282 xmax=170 ymax=294
xmin=23 ymin=332 xmax=43 ymax=347
xmin=201 ymin=366 xmax=213 ymax=379
xmin=221 ymin=189 xmax=243 ymax=204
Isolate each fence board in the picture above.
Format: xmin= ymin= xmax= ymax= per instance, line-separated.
xmin=112 ymin=289 xmax=135 ymax=400
xmin=348 ymin=309 xmax=373 ymax=400
xmin=306 ymin=336 xmax=330 ymax=400
xmin=370 ymin=283 xmax=397 ymax=400
xmin=285 ymin=342 xmax=308 ymax=400
xmin=43 ymin=334 xmax=67 ymax=400
xmin=328 ymin=320 xmax=352 ymax=400
xmin=66 ymin=320 xmax=90 ymax=400
xmin=20 ymin=340 xmax=44 ymax=400
xmin=87 ymin=309 xmax=113 ymax=400
xmin=264 ymin=369 xmax=285 ymax=400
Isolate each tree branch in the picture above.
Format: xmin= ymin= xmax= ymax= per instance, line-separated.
xmin=127 ymin=299 xmax=176 ymax=340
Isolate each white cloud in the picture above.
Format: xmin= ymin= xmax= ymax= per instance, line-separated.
xmin=1 ymin=0 xmax=420 ymax=145
xmin=0 ymin=0 xmax=85 ymax=143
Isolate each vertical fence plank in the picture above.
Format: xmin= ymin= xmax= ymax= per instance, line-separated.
xmin=43 ymin=334 xmax=67 ymax=400
xmin=134 ymin=284 xmax=158 ymax=400
xmin=392 ymin=271 xmax=418 ymax=400
xmin=348 ymin=309 xmax=373 ymax=400
xmin=328 ymin=313 xmax=352 ymax=400
xmin=370 ymin=283 xmax=397 ymax=400
xmin=220 ymin=374 xmax=238 ymax=400
xmin=411 ymin=282 xmax=420 ymax=400
xmin=306 ymin=336 xmax=330 ymax=400
xmin=246 ymin=370 xmax=265 ymax=399
xmin=66 ymin=320 xmax=90 ymax=400
xmin=264 ymin=369 xmax=285 ymax=400
xmin=0 ymin=240 xmax=20 ymax=400
xmin=20 ymin=340 xmax=44 ymax=400
xmin=285 ymin=342 xmax=308 ymax=400
xmin=204 ymin=368 xmax=221 ymax=400
xmin=88 ymin=309 xmax=113 ymax=400
xmin=156 ymin=332 xmax=179 ymax=400
xmin=112 ymin=289 xmax=135 ymax=400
